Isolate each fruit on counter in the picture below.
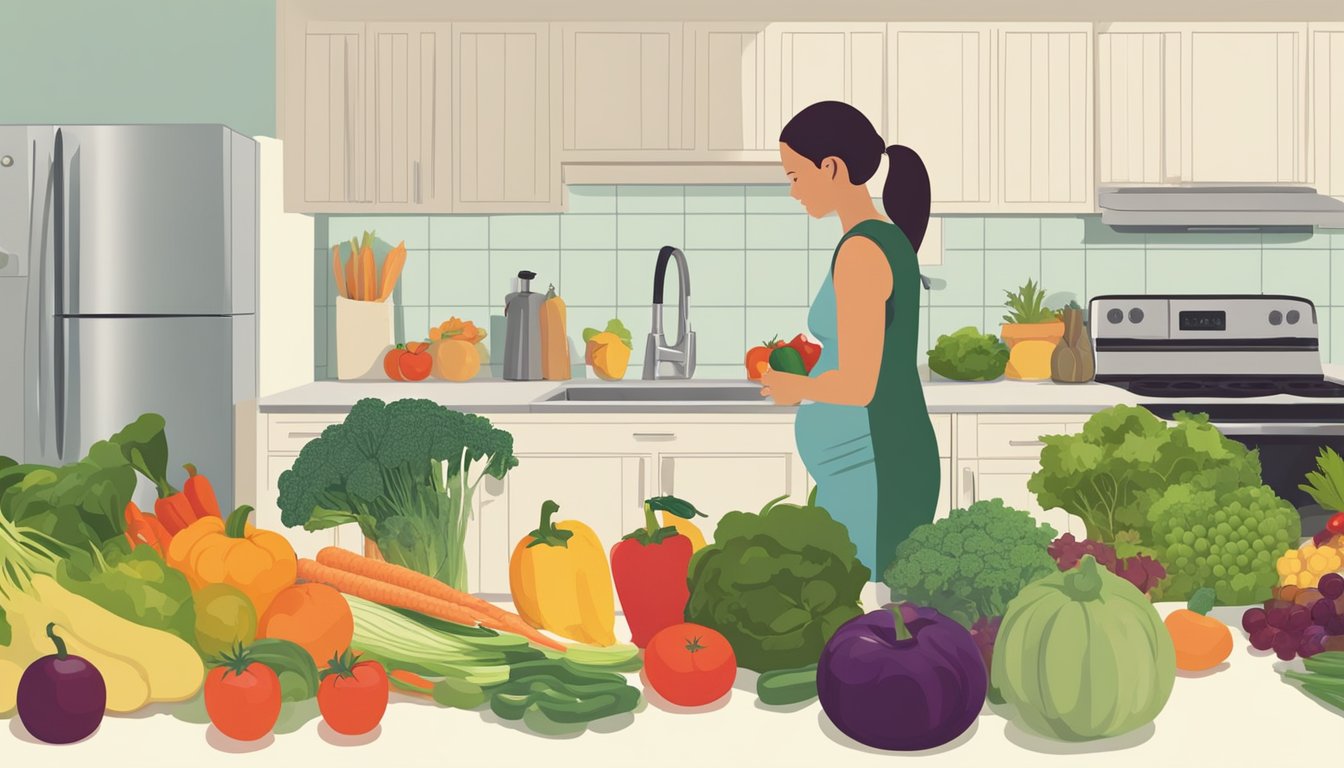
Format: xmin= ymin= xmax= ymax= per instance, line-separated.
xmin=205 ymin=643 xmax=283 ymax=742
xmin=756 ymin=664 xmax=818 ymax=706
xmin=194 ymin=583 xmax=259 ymax=657
xmin=57 ymin=537 xmax=197 ymax=644
xmin=994 ymin=556 xmax=1176 ymax=742
xmin=167 ymin=505 xmax=298 ymax=617
xmin=1277 ymin=540 xmax=1344 ymax=589
xmin=786 ymin=333 xmax=822 ymax=372
xmin=1242 ymin=578 xmax=1344 ymax=660
xmin=277 ymin=399 xmax=518 ymax=593
xmin=123 ymin=500 xmax=173 ymax=556
xmin=1048 ymin=533 xmax=1167 ymax=596
xmin=685 ymin=489 xmax=868 ymax=673
xmin=540 ymin=284 xmax=571 ymax=381
xmin=317 ymin=649 xmax=389 ymax=736
xmin=383 ymin=342 xmax=433 ymax=381
xmin=245 ymin=638 xmax=320 ymax=702
xmin=610 ymin=496 xmax=707 ymax=648
xmin=662 ymin=509 xmax=707 ymax=552
xmin=643 ymin=623 xmax=736 ymax=707
xmin=818 ymin=603 xmax=986 ymax=752
xmin=509 ymin=500 xmax=617 ymax=646
xmin=1164 ymin=587 xmax=1233 ymax=671
xmin=583 ymin=319 xmax=633 ymax=381
xmin=16 ymin=624 xmax=106 ymax=744
xmin=258 ymin=583 xmax=355 ymax=667
xmin=926 ymin=326 xmax=1009 ymax=381
xmin=767 ymin=344 xmax=807 ymax=375
xmin=745 ymin=336 xmax=787 ymax=380
xmin=429 ymin=317 xmax=487 ymax=381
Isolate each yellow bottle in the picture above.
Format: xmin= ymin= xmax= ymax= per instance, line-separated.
xmin=509 ymin=500 xmax=617 ymax=646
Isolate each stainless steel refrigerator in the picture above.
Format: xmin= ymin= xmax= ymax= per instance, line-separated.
xmin=0 ymin=124 xmax=256 ymax=513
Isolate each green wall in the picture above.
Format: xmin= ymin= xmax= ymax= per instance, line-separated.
xmin=0 ymin=0 xmax=275 ymax=137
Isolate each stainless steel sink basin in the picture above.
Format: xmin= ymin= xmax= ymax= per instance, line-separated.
xmin=542 ymin=383 xmax=764 ymax=402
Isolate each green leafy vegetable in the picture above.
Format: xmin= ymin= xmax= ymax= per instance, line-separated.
xmin=926 ymin=326 xmax=1010 ymax=381
xmin=884 ymin=498 xmax=1059 ymax=628
xmin=276 ymin=398 xmax=518 ymax=591
xmin=109 ymin=413 xmax=176 ymax=496
xmin=0 ymin=440 xmax=140 ymax=553
xmin=684 ymin=494 xmax=870 ymax=673
xmin=1301 ymin=446 xmax=1344 ymax=512
xmin=56 ymin=537 xmax=196 ymax=643
xmin=582 ymin=319 xmax=633 ymax=350
xmin=1002 ymin=278 xmax=1057 ymax=324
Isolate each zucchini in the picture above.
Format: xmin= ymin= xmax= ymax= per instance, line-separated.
xmin=756 ymin=664 xmax=818 ymax=706
xmin=248 ymin=638 xmax=320 ymax=702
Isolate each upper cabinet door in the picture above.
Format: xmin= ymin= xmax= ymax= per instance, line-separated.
xmin=287 ymin=22 xmax=366 ymax=211
xmin=997 ymin=24 xmax=1093 ymax=211
xmin=887 ymin=24 xmax=992 ymax=209
xmin=1311 ymin=25 xmax=1344 ymax=197
xmin=691 ymin=22 xmax=769 ymax=157
xmin=560 ymin=23 xmax=695 ymax=155
xmin=765 ymin=24 xmax=888 ymax=144
xmin=367 ymin=24 xmax=452 ymax=211
xmin=454 ymin=23 xmax=560 ymax=212
xmin=1097 ymin=30 xmax=1182 ymax=184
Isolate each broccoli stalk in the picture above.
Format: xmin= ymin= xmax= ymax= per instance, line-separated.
xmin=276 ymin=398 xmax=519 ymax=591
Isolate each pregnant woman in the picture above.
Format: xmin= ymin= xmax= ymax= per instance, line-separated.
xmin=759 ymin=101 xmax=940 ymax=585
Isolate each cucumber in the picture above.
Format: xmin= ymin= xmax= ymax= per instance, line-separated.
xmin=756 ymin=664 xmax=818 ymax=706
xmin=768 ymin=346 xmax=807 ymax=375
xmin=247 ymin=638 xmax=320 ymax=702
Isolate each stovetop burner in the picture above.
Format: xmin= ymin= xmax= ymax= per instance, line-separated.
xmin=1111 ymin=377 xmax=1344 ymax=399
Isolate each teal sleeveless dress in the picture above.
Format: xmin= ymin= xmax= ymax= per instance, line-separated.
xmin=794 ymin=219 xmax=941 ymax=580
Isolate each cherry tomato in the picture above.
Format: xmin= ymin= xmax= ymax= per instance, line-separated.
xmin=204 ymin=648 xmax=282 ymax=742
xmin=643 ymin=623 xmax=736 ymax=707
xmin=1329 ymin=513 xmax=1344 ymax=535
xmin=317 ymin=650 xmax=389 ymax=736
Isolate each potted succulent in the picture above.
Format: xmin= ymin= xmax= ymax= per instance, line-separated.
xmin=999 ymin=279 xmax=1065 ymax=381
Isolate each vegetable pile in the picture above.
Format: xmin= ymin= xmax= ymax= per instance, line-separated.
xmin=745 ymin=333 xmax=820 ymax=380
xmin=926 ymin=326 xmax=1010 ymax=381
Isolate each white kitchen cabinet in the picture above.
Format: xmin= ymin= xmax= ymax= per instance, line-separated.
xmin=1097 ymin=30 xmax=1182 ymax=184
xmin=765 ymin=23 xmax=887 ymax=157
xmin=952 ymin=413 xmax=1088 ymax=533
xmin=285 ymin=22 xmax=367 ymax=212
xmin=367 ymin=23 xmax=452 ymax=210
xmin=691 ymin=22 xmax=769 ymax=158
xmin=887 ymin=25 xmax=992 ymax=209
xmin=559 ymin=23 xmax=695 ymax=156
xmin=1311 ymin=24 xmax=1344 ymax=197
xmin=996 ymin=24 xmax=1093 ymax=211
xmin=454 ymin=24 xmax=560 ymax=212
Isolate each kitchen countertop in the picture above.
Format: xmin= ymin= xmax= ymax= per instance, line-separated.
xmin=3 ymin=601 xmax=1334 ymax=767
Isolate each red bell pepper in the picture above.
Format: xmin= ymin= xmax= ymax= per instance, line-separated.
xmin=610 ymin=496 xmax=707 ymax=648
xmin=787 ymin=334 xmax=822 ymax=372
xmin=155 ymin=463 xmax=222 ymax=535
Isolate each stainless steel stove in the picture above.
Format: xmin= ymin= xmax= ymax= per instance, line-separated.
xmin=1091 ymin=294 xmax=1344 ymax=533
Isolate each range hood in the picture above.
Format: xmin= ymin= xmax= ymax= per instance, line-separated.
xmin=1098 ymin=185 xmax=1344 ymax=233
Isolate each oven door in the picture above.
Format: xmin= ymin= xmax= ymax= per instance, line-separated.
xmin=1205 ymin=422 xmax=1344 ymax=538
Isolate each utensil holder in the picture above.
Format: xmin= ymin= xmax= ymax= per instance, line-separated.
xmin=335 ymin=296 xmax=394 ymax=380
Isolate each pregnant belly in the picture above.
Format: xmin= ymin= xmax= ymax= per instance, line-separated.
xmin=795 ymin=402 xmax=874 ymax=479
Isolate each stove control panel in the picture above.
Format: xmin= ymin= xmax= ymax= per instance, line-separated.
xmin=1091 ymin=295 xmax=1318 ymax=340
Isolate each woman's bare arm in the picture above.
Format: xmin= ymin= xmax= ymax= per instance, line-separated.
xmin=798 ymin=236 xmax=892 ymax=407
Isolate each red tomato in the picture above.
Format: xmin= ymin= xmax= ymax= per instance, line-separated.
xmin=384 ymin=342 xmax=433 ymax=381
xmin=317 ymin=651 xmax=389 ymax=736
xmin=643 ymin=623 xmax=736 ymax=707
xmin=204 ymin=660 xmax=282 ymax=742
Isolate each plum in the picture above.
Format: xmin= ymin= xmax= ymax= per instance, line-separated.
xmin=17 ymin=623 xmax=106 ymax=744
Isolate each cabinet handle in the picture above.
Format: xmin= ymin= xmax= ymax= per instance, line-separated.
xmin=632 ymin=432 xmax=676 ymax=440
xmin=414 ymin=160 xmax=422 ymax=204
xmin=288 ymin=431 xmax=324 ymax=439
xmin=962 ymin=466 xmax=977 ymax=505
xmin=1008 ymin=439 xmax=1045 ymax=447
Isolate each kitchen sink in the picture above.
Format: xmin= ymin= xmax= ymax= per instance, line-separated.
xmin=541 ymin=382 xmax=764 ymax=402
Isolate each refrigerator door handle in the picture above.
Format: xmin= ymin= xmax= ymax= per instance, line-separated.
xmin=26 ymin=132 xmax=55 ymax=462
xmin=51 ymin=128 xmax=67 ymax=461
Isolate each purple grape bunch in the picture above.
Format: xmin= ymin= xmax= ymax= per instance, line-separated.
xmin=1241 ymin=573 xmax=1344 ymax=661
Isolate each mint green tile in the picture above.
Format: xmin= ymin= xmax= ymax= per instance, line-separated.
xmin=1086 ymin=249 xmax=1145 ymax=296
xmin=747 ymin=214 xmax=809 ymax=250
xmin=928 ymin=307 xmax=989 ymax=346
xmin=1263 ymin=249 xmax=1329 ymax=307
xmin=1040 ymin=250 xmax=1086 ymax=307
xmin=983 ymin=250 xmax=1041 ymax=308
xmin=921 ymin=250 xmax=984 ymax=306
xmin=1041 ymin=217 xmax=1087 ymax=249
xmin=313 ymin=307 xmax=327 ymax=368
xmin=1316 ymin=307 xmax=1330 ymax=363
xmin=395 ymin=306 xmax=430 ymax=346
xmin=809 ymin=249 xmax=834 ymax=299
xmin=1145 ymin=231 xmax=1260 ymax=249
xmin=685 ymin=214 xmax=744 ymax=250
xmin=314 ymin=249 xmax=332 ymax=304
xmin=984 ymin=218 xmax=1040 ymax=249
xmin=746 ymin=308 xmax=810 ymax=347
xmin=430 ymin=216 xmax=490 ymax=249
xmin=617 ymin=214 xmax=685 ymax=250
xmin=328 ymin=216 xmax=429 ymax=250
xmin=566 ymin=186 xmax=617 ymax=214
xmin=617 ymin=186 xmax=685 ymax=214
xmin=1081 ymin=217 xmax=1145 ymax=249
xmin=809 ymin=215 xmax=844 ymax=249
xmin=560 ymin=215 xmax=617 ymax=249
xmin=427 ymin=251 xmax=489 ymax=307
xmin=746 ymin=250 xmax=808 ymax=306
xmin=1264 ymin=230 xmax=1333 ymax=249
xmin=617 ymin=250 xmax=678 ymax=312
xmin=325 ymin=306 xmax=337 ymax=374
xmin=1146 ymin=249 xmax=1260 ymax=294
xmin=490 ymin=251 xmax=560 ymax=307
xmin=490 ymin=215 xmax=560 ymax=250
xmin=396 ymin=250 xmax=430 ymax=306
xmin=942 ymin=217 xmax=985 ymax=250
xmin=566 ymin=307 xmax=619 ymax=351
xmin=919 ymin=302 xmax=932 ymax=357
xmin=692 ymin=308 xmax=747 ymax=365
xmin=1332 ymin=307 xmax=1344 ymax=367
xmin=559 ymin=251 xmax=617 ymax=306
xmin=687 ymin=250 xmax=746 ymax=307
xmin=686 ymin=186 xmax=745 ymax=213
xmin=612 ymin=308 xmax=652 ymax=371
xmin=745 ymin=185 xmax=801 ymax=213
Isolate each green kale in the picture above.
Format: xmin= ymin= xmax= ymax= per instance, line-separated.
xmin=57 ymin=537 xmax=196 ymax=643
xmin=883 ymin=498 xmax=1059 ymax=628
xmin=927 ymin=326 xmax=1009 ymax=381
xmin=276 ymin=398 xmax=518 ymax=591
xmin=0 ymin=440 xmax=140 ymax=553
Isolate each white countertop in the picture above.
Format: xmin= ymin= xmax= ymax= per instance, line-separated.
xmin=3 ymin=601 xmax=1335 ymax=767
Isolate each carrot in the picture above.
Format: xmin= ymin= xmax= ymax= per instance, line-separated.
xmin=314 ymin=547 xmax=567 ymax=652
xmin=296 ymin=559 xmax=485 ymax=629
xmin=388 ymin=669 xmax=434 ymax=698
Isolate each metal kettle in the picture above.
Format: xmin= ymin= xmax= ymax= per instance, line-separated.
xmin=503 ymin=270 xmax=544 ymax=381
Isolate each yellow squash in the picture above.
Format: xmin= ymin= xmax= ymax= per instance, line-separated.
xmin=509 ymin=500 xmax=617 ymax=646
xmin=167 ymin=505 xmax=297 ymax=617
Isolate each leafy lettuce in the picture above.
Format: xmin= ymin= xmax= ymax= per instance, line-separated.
xmin=927 ymin=326 xmax=1009 ymax=381
xmin=57 ymin=537 xmax=196 ymax=643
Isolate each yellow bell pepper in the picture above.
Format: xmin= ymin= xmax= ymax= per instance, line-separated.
xmin=509 ymin=500 xmax=617 ymax=646
xmin=663 ymin=510 xmax=707 ymax=552
xmin=166 ymin=505 xmax=297 ymax=617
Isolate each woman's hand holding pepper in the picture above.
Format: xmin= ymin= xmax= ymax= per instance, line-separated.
xmin=760 ymin=368 xmax=809 ymax=406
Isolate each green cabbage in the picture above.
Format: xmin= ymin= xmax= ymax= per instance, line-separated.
xmin=927 ymin=326 xmax=1009 ymax=381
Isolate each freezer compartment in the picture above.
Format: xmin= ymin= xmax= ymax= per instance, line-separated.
xmin=60 ymin=315 xmax=255 ymax=513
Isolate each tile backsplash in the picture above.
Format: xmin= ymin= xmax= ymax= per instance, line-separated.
xmin=314 ymin=185 xmax=1344 ymax=379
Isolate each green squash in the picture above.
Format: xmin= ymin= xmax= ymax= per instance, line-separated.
xmin=992 ymin=555 xmax=1176 ymax=741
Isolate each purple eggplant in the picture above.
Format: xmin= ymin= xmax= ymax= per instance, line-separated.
xmin=818 ymin=603 xmax=987 ymax=752
xmin=17 ymin=623 xmax=106 ymax=744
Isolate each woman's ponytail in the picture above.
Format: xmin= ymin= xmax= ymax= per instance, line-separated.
xmin=881 ymin=145 xmax=931 ymax=253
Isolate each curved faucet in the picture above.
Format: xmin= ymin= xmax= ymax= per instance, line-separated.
xmin=643 ymin=245 xmax=696 ymax=380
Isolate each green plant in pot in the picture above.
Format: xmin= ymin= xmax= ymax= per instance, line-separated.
xmin=999 ymin=279 xmax=1064 ymax=381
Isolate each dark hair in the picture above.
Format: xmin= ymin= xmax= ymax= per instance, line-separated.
xmin=779 ymin=101 xmax=932 ymax=252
